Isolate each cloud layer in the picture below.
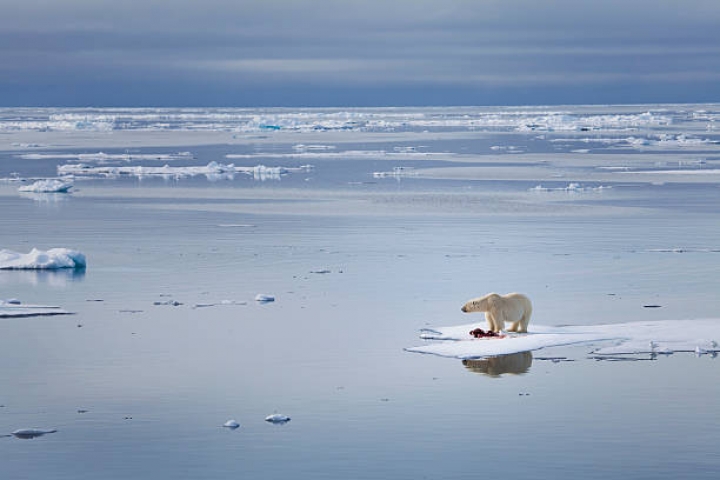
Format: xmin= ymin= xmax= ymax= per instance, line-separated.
xmin=3 ymin=0 xmax=720 ymax=106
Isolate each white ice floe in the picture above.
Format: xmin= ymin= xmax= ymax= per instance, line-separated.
xmin=0 ymin=248 xmax=86 ymax=270
xmin=226 ymin=150 xmax=444 ymax=160
xmin=373 ymin=167 xmax=419 ymax=178
xmin=192 ymin=300 xmax=247 ymax=308
xmin=18 ymin=178 xmax=73 ymax=193
xmin=627 ymin=134 xmax=716 ymax=149
xmin=0 ymin=300 xmax=72 ymax=318
xmin=406 ymin=319 xmax=720 ymax=359
xmin=528 ymin=183 xmax=611 ymax=193
xmin=223 ymin=420 xmax=240 ymax=429
xmin=57 ymin=162 xmax=312 ymax=181
xmin=645 ymin=247 xmax=720 ymax=254
xmin=293 ymin=144 xmax=336 ymax=151
xmin=265 ymin=414 xmax=291 ymax=424
xmin=20 ymin=152 xmax=193 ymax=162
xmin=255 ymin=294 xmax=275 ymax=303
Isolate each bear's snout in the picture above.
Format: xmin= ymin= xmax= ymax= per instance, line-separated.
xmin=461 ymin=305 xmax=468 ymax=312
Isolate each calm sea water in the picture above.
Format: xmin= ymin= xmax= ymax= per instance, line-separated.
xmin=1 ymin=105 xmax=719 ymax=479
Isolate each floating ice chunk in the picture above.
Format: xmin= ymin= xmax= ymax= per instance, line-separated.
xmin=252 ymin=165 xmax=285 ymax=181
xmin=0 ymin=248 xmax=86 ymax=270
xmin=192 ymin=299 xmax=247 ymax=308
xmin=293 ymin=144 xmax=336 ymax=151
xmin=393 ymin=146 xmax=417 ymax=153
xmin=153 ymin=299 xmax=183 ymax=306
xmin=57 ymin=162 xmax=312 ymax=181
xmin=255 ymin=294 xmax=275 ymax=303
xmin=529 ymin=183 xmax=611 ymax=193
xmin=11 ymin=428 xmax=57 ymax=439
xmin=265 ymin=414 xmax=290 ymax=424
xmin=20 ymin=152 xmax=193 ymax=162
xmin=0 ymin=300 xmax=72 ymax=318
xmin=223 ymin=420 xmax=240 ymax=429
xmin=373 ymin=166 xmax=418 ymax=178
xmin=18 ymin=179 xmax=73 ymax=193
xmin=220 ymin=299 xmax=247 ymax=306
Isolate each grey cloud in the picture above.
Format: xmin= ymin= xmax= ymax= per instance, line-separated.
xmin=2 ymin=0 xmax=720 ymax=105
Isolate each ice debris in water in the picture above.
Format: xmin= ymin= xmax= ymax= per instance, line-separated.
xmin=0 ymin=299 xmax=72 ymax=318
xmin=265 ymin=414 xmax=291 ymax=424
xmin=373 ymin=166 xmax=418 ymax=178
xmin=11 ymin=428 xmax=57 ymax=439
xmin=528 ymin=183 xmax=611 ymax=193
xmin=18 ymin=178 xmax=73 ymax=193
xmin=0 ymin=248 xmax=86 ymax=270
xmin=255 ymin=294 xmax=275 ymax=303
xmin=153 ymin=299 xmax=183 ymax=306
xmin=223 ymin=420 xmax=240 ymax=429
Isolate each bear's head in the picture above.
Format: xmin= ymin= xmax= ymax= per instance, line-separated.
xmin=461 ymin=293 xmax=498 ymax=313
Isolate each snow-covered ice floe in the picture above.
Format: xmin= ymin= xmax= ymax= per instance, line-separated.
xmin=21 ymin=151 xmax=193 ymax=162
xmin=405 ymin=319 xmax=720 ymax=359
xmin=223 ymin=420 xmax=240 ymax=429
xmin=255 ymin=294 xmax=275 ymax=303
xmin=373 ymin=167 xmax=420 ymax=178
xmin=0 ymin=300 xmax=73 ymax=318
xmin=0 ymin=248 xmax=86 ymax=270
xmin=18 ymin=178 xmax=73 ymax=193
xmin=265 ymin=414 xmax=291 ymax=424
xmin=528 ymin=183 xmax=611 ymax=193
xmin=57 ymin=162 xmax=313 ymax=180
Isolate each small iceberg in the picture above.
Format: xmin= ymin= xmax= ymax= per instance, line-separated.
xmin=11 ymin=428 xmax=57 ymax=439
xmin=18 ymin=179 xmax=73 ymax=193
xmin=255 ymin=294 xmax=275 ymax=303
xmin=265 ymin=414 xmax=291 ymax=424
xmin=0 ymin=248 xmax=86 ymax=270
xmin=223 ymin=420 xmax=240 ymax=429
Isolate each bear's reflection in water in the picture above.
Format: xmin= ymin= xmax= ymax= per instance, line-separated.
xmin=462 ymin=351 xmax=533 ymax=377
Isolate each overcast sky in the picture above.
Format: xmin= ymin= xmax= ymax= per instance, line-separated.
xmin=2 ymin=0 xmax=720 ymax=107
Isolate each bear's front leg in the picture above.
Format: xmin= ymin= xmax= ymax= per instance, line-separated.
xmin=487 ymin=312 xmax=503 ymax=332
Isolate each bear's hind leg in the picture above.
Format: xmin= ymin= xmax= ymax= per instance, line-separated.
xmin=516 ymin=314 xmax=529 ymax=333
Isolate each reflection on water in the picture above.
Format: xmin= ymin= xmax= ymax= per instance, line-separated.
xmin=0 ymin=268 xmax=85 ymax=287
xmin=462 ymin=351 xmax=533 ymax=377
xmin=18 ymin=192 xmax=71 ymax=203
xmin=10 ymin=428 xmax=58 ymax=440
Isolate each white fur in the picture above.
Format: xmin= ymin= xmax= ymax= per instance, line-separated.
xmin=461 ymin=292 xmax=533 ymax=333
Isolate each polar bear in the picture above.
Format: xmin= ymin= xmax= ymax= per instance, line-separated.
xmin=461 ymin=292 xmax=532 ymax=333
